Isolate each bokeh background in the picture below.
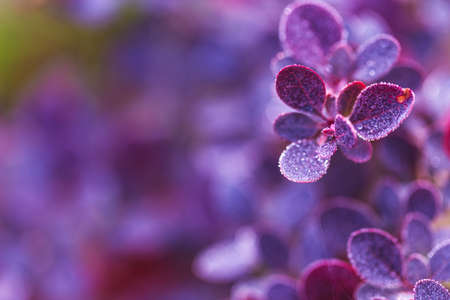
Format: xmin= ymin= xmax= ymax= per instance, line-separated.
xmin=0 ymin=0 xmax=449 ymax=299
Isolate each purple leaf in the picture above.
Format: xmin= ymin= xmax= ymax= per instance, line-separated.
xmin=354 ymin=283 xmax=393 ymax=300
xmin=317 ymin=136 xmax=337 ymax=158
xmin=335 ymin=114 xmax=357 ymax=148
xmin=276 ymin=65 xmax=326 ymax=115
xmin=274 ymin=112 xmax=322 ymax=142
xmin=271 ymin=52 xmax=298 ymax=76
xmin=193 ymin=228 xmax=259 ymax=283
xmin=347 ymin=228 xmax=403 ymax=288
xmin=429 ymin=240 xmax=450 ymax=282
xmin=279 ymin=1 xmax=343 ymax=66
xmin=337 ymin=81 xmax=366 ymax=117
xmin=401 ymin=213 xmax=433 ymax=255
xmin=353 ymin=34 xmax=400 ymax=82
xmin=414 ymin=279 xmax=450 ymax=300
xmin=266 ymin=277 xmax=299 ymax=300
xmin=328 ymin=42 xmax=355 ymax=81
xmin=258 ymin=231 xmax=289 ymax=269
xmin=404 ymin=254 xmax=429 ymax=286
xmin=279 ymin=140 xmax=331 ymax=183
xmin=372 ymin=180 xmax=402 ymax=232
xmin=320 ymin=199 xmax=376 ymax=256
xmin=323 ymin=94 xmax=337 ymax=120
xmin=378 ymin=64 xmax=424 ymax=91
xmin=340 ymin=138 xmax=373 ymax=163
xmin=302 ymin=259 xmax=360 ymax=300
xmin=406 ymin=181 xmax=442 ymax=220
xmin=349 ymin=83 xmax=415 ymax=141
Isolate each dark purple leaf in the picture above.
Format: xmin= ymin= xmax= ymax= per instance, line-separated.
xmin=193 ymin=228 xmax=258 ymax=283
xmin=429 ymin=240 xmax=450 ymax=282
xmin=378 ymin=64 xmax=424 ymax=91
xmin=276 ymin=65 xmax=326 ymax=115
xmin=274 ymin=112 xmax=322 ymax=142
xmin=404 ymin=254 xmax=429 ymax=286
xmin=340 ymin=138 xmax=373 ymax=163
xmin=414 ymin=279 xmax=450 ymax=300
xmin=320 ymin=199 xmax=376 ymax=256
xmin=324 ymin=94 xmax=337 ymax=120
xmin=335 ymin=114 xmax=358 ymax=148
xmin=317 ymin=136 xmax=337 ymax=159
xmin=279 ymin=140 xmax=331 ymax=183
xmin=302 ymin=259 xmax=360 ymax=300
xmin=372 ymin=180 xmax=402 ymax=232
xmin=445 ymin=121 xmax=450 ymax=159
xmin=347 ymin=228 xmax=403 ymax=288
xmin=328 ymin=42 xmax=355 ymax=81
xmin=353 ymin=34 xmax=400 ymax=82
xmin=258 ymin=231 xmax=289 ymax=269
xmin=401 ymin=213 xmax=433 ymax=255
xmin=406 ymin=181 xmax=441 ymax=220
xmin=337 ymin=81 xmax=366 ymax=117
xmin=350 ymin=83 xmax=415 ymax=141
xmin=266 ymin=277 xmax=299 ymax=300
xmin=279 ymin=1 xmax=343 ymax=66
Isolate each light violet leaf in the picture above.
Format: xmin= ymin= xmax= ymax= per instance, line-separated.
xmin=347 ymin=228 xmax=403 ymax=288
xmin=406 ymin=181 xmax=442 ymax=220
xmin=279 ymin=1 xmax=343 ymax=66
xmin=401 ymin=213 xmax=433 ymax=255
xmin=404 ymin=254 xmax=429 ymax=287
xmin=317 ymin=136 xmax=337 ymax=158
xmin=414 ymin=279 xmax=450 ymax=300
xmin=276 ymin=65 xmax=326 ymax=115
xmin=335 ymin=114 xmax=357 ymax=148
xmin=193 ymin=227 xmax=259 ymax=283
xmin=340 ymin=138 xmax=373 ymax=163
xmin=274 ymin=112 xmax=322 ymax=142
xmin=266 ymin=276 xmax=299 ymax=300
xmin=302 ymin=259 xmax=360 ymax=300
xmin=279 ymin=140 xmax=331 ymax=183
xmin=349 ymin=82 xmax=415 ymax=141
xmin=428 ymin=239 xmax=450 ymax=282
xmin=353 ymin=34 xmax=400 ymax=82
xmin=354 ymin=283 xmax=393 ymax=300
xmin=337 ymin=81 xmax=366 ymax=117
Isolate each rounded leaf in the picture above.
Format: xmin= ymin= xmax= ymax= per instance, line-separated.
xmin=340 ymin=138 xmax=373 ymax=163
xmin=335 ymin=114 xmax=358 ymax=148
xmin=324 ymin=94 xmax=337 ymax=120
xmin=429 ymin=239 xmax=450 ymax=282
xmin=302 ymin=259 xmax=360 ymax=300
xmin=347 ymin=228 xmax=403 ymax=288
xmin=274 ymin=112 xmax=322 ymax=142
xmin=317 ymin=136 xmax=337 ymax=158
xmin=337 ymin=81 xmax=366 ymax=117
xmin=193 ymin=228 xmax=259 ymax=283
xmin=279 ymin=140 xmax=331 ymax=183
xmin=444 ymin=121 xmax=450 ymax=159
xmin=372 ymin=180 xmax=402 ymax=232
xmin=414 ymin=279 xmax=450 ymax=300
xmin=258 ymin=231 xmax=289 ymax=270
xmin=406 ymin=181 xmax=441 ymax=220
xmin=401 ymin=213 xmax=433 ymax=255
xmin=328 ymin=43 xmax=355 ymax=81
xmin=276 ymin=65 xmax=326 ymax=115
xmin=350 ymin=82 xmax=415 ymax=141
xmin=320 ymin=199 xmax=376 ymax=256
xmin=279 ymin=1 xmax=343 ymax=65
xmin=378 ymin=64 xmax=424 ymax=91
xmin=353 ymin=34 xmax=400 ymax=82
xmin=404 ymin=254 xmax=429 ymax=286
xmin=266 ymin=277 xmax=299 ymax=300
